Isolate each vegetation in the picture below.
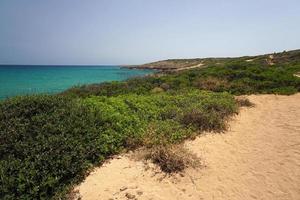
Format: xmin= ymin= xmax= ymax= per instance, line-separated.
xmin=64 ymin=50 xmax=300 ymax=97
xmin=0 ymin=91 xmax=237 ymax=199
xmin=236 ymin=97 xmax=255 ymax=107
xmin=143 ymin=144 xmax=200 ymax=173
xmin=1 ymin=50 xmax=300 ymax=199
xmin=126 ymin=58 xmax=204 ymax=71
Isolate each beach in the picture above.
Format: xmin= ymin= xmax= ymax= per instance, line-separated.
xmin=76 ymin=93 xmax=300 ymax=200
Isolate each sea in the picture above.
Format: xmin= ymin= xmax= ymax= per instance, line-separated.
xmin=0 ymin=65 xmax=153 ymax=100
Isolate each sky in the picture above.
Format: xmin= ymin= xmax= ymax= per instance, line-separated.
xmin=0 ymin=0 xmax=300 ymax=65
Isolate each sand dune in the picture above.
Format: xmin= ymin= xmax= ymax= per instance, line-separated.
xmin=75 ymin=94 xmax=300 ymax=200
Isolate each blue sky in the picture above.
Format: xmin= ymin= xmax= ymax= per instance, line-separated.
xmin=0 ymin=0 xmax=300 ymax=65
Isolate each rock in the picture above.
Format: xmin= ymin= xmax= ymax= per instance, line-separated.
xmin=120 ymin=186 xmax=128 ymax=191
xmin=125 ymin=192 xmax=136 ymax=199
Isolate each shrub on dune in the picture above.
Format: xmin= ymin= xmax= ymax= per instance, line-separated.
xmin=0 ymin=91 xmax=237 ymax=199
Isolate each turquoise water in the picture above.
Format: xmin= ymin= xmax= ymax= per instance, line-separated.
xmin=0 ymin=65 xmax=152 ymax=99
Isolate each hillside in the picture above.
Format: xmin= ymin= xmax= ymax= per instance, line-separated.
xmin=126 ymin=49 xmax=300 ymax=72
xmin=65 ymin=49 xmax=300 ymax=97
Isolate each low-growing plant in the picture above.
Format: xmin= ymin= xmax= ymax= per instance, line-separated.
xmin=151 ymin=87 xmax=164 ymax=93
xmin=160 ymin=83 xmax=170 ymax=91
xmin=236 ymin=97 xmax=255 ymax=107
xmin=0 ymin=96 xmax=128 ymax=199
xmin=194 ymin=76 xmax=230 ymax=92
xmin=63 ymin=52 xmax=300 ymax=97
xmin=0 ymin=91 xmax=237 ymax=199
xmin=144 ymin=144 xmax=200 ymax=173
xmin=142 ymin=120 xmax=194 ymax=147
xmin=181 ymin=109 xmax=227 ymax=132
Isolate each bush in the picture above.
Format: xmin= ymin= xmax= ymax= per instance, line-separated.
xmin=142 ymin=120 xmax=194 ymax=147
xmin=63 ymin=61 xmax=300 ymax=97
xmin=181 ymin=109 xmax=226 ymax=132
xmin=236 ymin=97 xmax=254 ymax=107
xmin=0 ymin=91 xmax=237 ymax=199
xmin=160 ymin=83 xmax=170 ymax=91
xmin=144 ymin=144 xmax=199 ymax=173
xmin=0 ymin=95 xmax=127 ymax=199
xmin=151 ymin=87 xmax=164 ymax=93
xmin=194 ymin=77 xmax=230 ymax=92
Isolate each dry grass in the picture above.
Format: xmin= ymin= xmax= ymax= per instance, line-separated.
xmin=141 ymin=144 xmax=200 ymax=173
xmin=236 ymin=97 xmax=255 ymax=107
xmin=181 ymin=109 xmax=227 ymax=132
xmin=66 ymin=189 xmax=82 ymax=200
xmin=194 ymin=77 xmax=230 ymax=92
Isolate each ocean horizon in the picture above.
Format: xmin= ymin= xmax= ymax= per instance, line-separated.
xmin=0 ymin=65 xmax=153 ymax=100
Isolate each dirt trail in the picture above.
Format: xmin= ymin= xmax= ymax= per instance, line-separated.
xmin=75 ymin=94 xmax=300 ymax=200
xmin=174 ymin=63 xmax=204 ymax=71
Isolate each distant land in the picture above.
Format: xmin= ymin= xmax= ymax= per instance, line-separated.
xmin=124 ymin=49 xmax=300 ymax=72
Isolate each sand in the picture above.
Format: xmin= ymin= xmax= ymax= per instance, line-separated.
xmin=75 ymin=94 xmax=300 ymax=200
xmin=174 ymin=63 xmax=204 ymax=71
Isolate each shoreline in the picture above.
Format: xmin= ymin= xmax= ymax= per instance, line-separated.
xmin=121 ymin=58 xmax=206 ymax=72
xmin=0 ymin=66 xmax=154 ymax=100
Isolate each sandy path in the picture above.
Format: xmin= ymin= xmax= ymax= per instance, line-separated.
xmin=174 ymin=63 xmax=204 ymax=71
xmin=75 ymin=94 xmax=300 ymax=200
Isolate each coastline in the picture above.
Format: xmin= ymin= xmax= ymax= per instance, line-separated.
xmin=121 ymin=58 xmax=205 ymax=72
xmin=2 ymin=49 xmax=300 ymax=199
xmin=0 ymin=65 xmax=154 ymax=100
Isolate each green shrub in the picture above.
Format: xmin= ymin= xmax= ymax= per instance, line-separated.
xmin=151 ymin=87 xmax=164 ymax=93
xmin=181 ymin=109 xmax=226 ymax=132
xmin=63 ymin=61 xmax=300 ymax=97
xmin=194 ymin=76 xmax=230 ymax=92
xmin=0 ymin=91 xmax=237 ymax=199
xmin=0 ymin=95 xmax=127 ymax=199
